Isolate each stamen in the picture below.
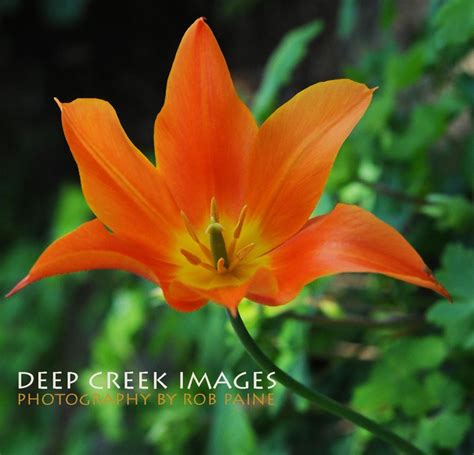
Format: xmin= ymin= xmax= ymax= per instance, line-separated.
xmin=181 ymin=211 xmax=199 ymax=243
xmin=217 ymin=257 xmax=226 ymax=274
xmin=180 ymin=249 xmax=215 ymax=272
xmin=227 ymin=239 xmax=237 ymax=259
xmin=180 ymin=249 xmax=201 ymax=265
xmin=233 ymin=205 xmax=247 ymax=239
xmin=181 ymin=211 xmax=212 ymax=261
xmin=227 ymin=205 xmax=248 ymax=258
xmin=181 ymin=199 xmax=253 ymax=275
xmin=236 ymin=242 xmax=255 ymax=261
xmin=200 ymin=263 xmax=216 ymax=272
xmin=229 ymin=243 xmax=255 ymax=271
xmin=210 ymin=197 xmax=219 ymax=222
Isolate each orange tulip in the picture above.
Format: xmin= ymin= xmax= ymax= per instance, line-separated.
xmin=7 ymin=18 xmax=450 ymax=313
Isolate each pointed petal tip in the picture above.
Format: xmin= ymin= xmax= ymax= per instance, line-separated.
xmin=437 ymin=282 xmax=452 ymax=302
xmin=228 ymin=304 xmax=238 ymax=318
xmin=424 ymin=265 xmax=451 ymax=302
xmin=190 ymin=16 xmax=210 ymax=35
xmin=53 ymin=97 xmax=63 ymax=111
xmin=5 ymin=275 xmax=31 ymax=299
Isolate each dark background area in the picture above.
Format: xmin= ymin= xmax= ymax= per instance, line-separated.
xmin=0 ymin=0 xmax=372 ymax=244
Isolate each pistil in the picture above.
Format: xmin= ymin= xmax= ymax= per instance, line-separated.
xmin=180 ymin=198 xmax=254 ymax=274
xmin=206 ymin=199 xmax=230 ymax=268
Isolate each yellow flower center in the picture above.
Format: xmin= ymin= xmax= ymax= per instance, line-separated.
xmin=174 ymin=198 xmax=268 ymax=290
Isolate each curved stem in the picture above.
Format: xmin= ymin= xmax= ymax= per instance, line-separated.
xmin=227 ymin=309 xmax=425 ymax=455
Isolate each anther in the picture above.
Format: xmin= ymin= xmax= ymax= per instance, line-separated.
xmin=235 ymin=242 xmax=255 ymax=261
xmin=181 ymin=211 xmax=199 ymax=243
xmin=181 ymin=210 xmax=213 ymax=261
xmin=180 ymin=249 xmax=201 ymax=265
xmin=180 ymin=249 xmax=215 ymax=272
xmin=233 ymin=205 xmax=247 ymax=239
xmin=228 ymin=205 xmax=248 ymax=258
xmin=229 ymin=243 xmax=255 ymax=271
xmin=217 ymin=257 xmax=226 ymax=274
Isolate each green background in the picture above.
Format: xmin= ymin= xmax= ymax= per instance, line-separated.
xmin=1 ymin=0 xmax=473 ymax=453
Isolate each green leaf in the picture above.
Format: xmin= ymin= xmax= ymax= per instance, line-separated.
xmin=420 ymin=194 xmax=474 ymax=231
xmin=91 ymin=289 xmax=147 ymax=368
xmin=428 ymin=301 xmax=474 ymax=347
xmin=427 ymin=244 xmax=474 ymax=347
xmin=463 ymin=134 xmax=474 ymax=192
xmin=52 ymin=184 xmax=91 ymax=239
xmin=273 ymin=320 xmax=311 ymax=413
xmin=385 ymin=44 xmax=426 ymax=90
xmin=457 ymin=73 xmax=474 ymax=108
xmin=379 ymin=0 xmax=396 ymax=29
xmin=198 ymin=305 xmax=228 ymax=368
xmin=146 ymin=400 xmax=199 ymax=455
xmin=337 ymin=0 xmax=358 ymax=39
xmin=252 ymin=20 xmax=324 ymax=123
xmin=207 ymin=390 xmax=257 ymax=455
xmin=435 ymin=243 xmax=474 ymax=301
xmin=358 ymin=88 xmax=395 ymax=135
xmin=386 ymin=101 xmax=452 ymax=161
xmin=352 ymin=374 xmax=397 ymax=421
xmin=339 ymin=181 xmax=375 ymax=210
xmin=417 ymin=411 xmax=471 ymax=450
xmin=353 ymin=335 xmax=450 ymax=424
xmin=424 ymin=372 xmax=465 ymax=411
xmin=397 ymin=377 xmax=432 ymax=416
xmin=432 ymin=0 xmax=474 ymax=47
xmin=384 ymin=336 xmax=447 ymax=373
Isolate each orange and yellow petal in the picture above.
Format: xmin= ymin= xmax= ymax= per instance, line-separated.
xmin=246 ymin=80 xmax=374 ymax=249
xmin=154 ymin=18 xmax=257 ymax=226
xmin=58 ymin=98 xmax=180 ymax=257
xmin=6 ymin=219 xmax=161 ymax=297
xmin=167 ymin=267 xmax=274 ymax=314
xmin=257 ymin=204 xmax=450 ymax=305
xmin=5 ymin=219 xmax=208 ymax=313
xmin=160 ymin=281 xmax=208 ymax=312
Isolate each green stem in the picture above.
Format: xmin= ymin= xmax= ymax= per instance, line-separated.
xmin=227 ymin=309 xmax=425 ymax=455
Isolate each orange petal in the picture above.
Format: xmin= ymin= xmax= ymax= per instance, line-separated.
xmin=199 ymin=285 xmax=250 ymax=315
xmin=154 ymin=18 xmax=257 ymax=225
xmin=57 ymin=98 xmax=180 ymax=256
xmin=6 ymin=219 xmax=207 ymax=312
xmin=170 ymin=280 xmax=250 ymax=314
xmin=169 ymin=268 xmax=274 ymax=313
xmin=160 ymin=281 xmax=207 ymax=312
xmin=259 ymin=204 xmax=450 ymax=305
xmin=6 ymin=219 xmax=160 ymax=297
xmin=247 ymin=80 xmax=375 ymax=248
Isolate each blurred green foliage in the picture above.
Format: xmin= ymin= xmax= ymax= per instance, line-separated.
xmin=252 ymin=19 xmax=324 ymax=123
xmin=0 ymin=0 xmax=89 ymax=24
xmin=1 ymin=0 xmax=473 ymax=454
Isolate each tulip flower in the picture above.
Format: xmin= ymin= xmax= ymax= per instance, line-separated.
xmin=7 ymin=18 xmax=449 ymax=313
